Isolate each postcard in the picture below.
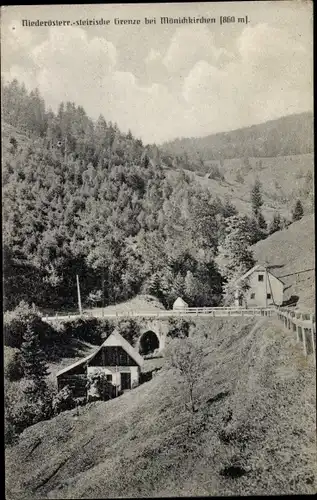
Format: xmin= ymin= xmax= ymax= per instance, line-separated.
xmin=2 ymin=2 xmax=315 ymax=498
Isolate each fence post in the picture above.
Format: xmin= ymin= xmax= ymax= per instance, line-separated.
xmin=312 ymin=326 xmax=316 ymax=365
xmin=304 ymin=328 xmax=314 ymax=355
xmin=302 ymin=327 xmax=308 ymax=356
xmin=296 ymin=325 xmax=302 ymax=343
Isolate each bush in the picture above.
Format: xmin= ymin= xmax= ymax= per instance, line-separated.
xmin=5 ymin=378 xmax=55 ymax=445
xmin=235 ymin=171 xmax=245 ymax=184
xmin=165 ymin=337 xmax=204 ymax=415
xmin=52 ymin=386 xmax=76 ymax=415
xmin=4 ymin=300 xmax=55 ymax=349
xmin=4 ymin=346 xmax=24 ymax=381
xmin=64 ymin=317 xmax=103 ymax=344
xmin=116 ymin=319 xmax=141 ymax=346
xmin=167 ymin=318 xmax=193 ymax=339
xmin=292 ymin=200 xmax=304 ymax=222
xmin=209 ymin=164 xmax=225 ymax=181
xmin=87 ymin=371 xmax=115 ymax=401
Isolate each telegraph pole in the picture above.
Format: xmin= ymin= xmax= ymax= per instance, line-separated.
xmin=76 ymin=274 xmax=82 ymax=315
xmin=102 ymin=267 xmax=105 ymax=317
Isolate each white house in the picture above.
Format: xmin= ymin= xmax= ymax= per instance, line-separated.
xmin=173 ymin=297 xmax=188 ymax=310
xmin=234 ymin=264 xmax=284 ymax=307
xmin=56 ymin=329 xmax=144 ymax=401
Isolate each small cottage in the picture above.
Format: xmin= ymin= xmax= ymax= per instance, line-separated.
xmin=56 ymin=329 xmax=144 ymax=401
xmin=234 ymin=264 xmax=284 ymax=307
xmin=173 ymin=297 xmax=189 ymax=310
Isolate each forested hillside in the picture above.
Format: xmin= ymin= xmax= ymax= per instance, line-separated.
xmin=161 ymin=112 xmax=313 ymax=166
xmin=159 ymin=113 xmax=314 ymax=219
xmin=2 ymin=79 xmax=233 ymax=312
xmin=2 ymin=79 xmax=313 ymax=313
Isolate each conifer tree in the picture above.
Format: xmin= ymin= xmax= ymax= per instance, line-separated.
xmin=184 ymin=270 xmax=197 ymax=305
xmin=218 ymin=215 xmax=255 ymax=304
xmin=251 ymin=179 xmax=263 ymax=218
xmin=170 ymin=272 xmax=185 ymax=303
xmin=269 ymin=212 xmax=282 ymax=234
xmin=250 ymin=180 xmax=267 ymax=242
xmin=257 ymin=212 xmax=268 ymax=233
xmin=20 ymin=323 xmax=48 ymax=395
xmin=292 ymin=200 xmax=304 ymax=222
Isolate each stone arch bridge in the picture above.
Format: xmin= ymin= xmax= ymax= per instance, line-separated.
xmin=43 ymin=306 xmax=275 ymax=355
xmin=136 ymin=319 xmax=170 ymax=354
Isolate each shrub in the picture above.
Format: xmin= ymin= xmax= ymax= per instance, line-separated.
xmin=4 ymin=300 xmax=56 ymax=349
xmin=4 ymin=346 xmax=24 ymax=382
xmin=167 ymin=318 xmax=193 ymax=339
xmin=52 ymin=386 xmax=76 ymax=415
xmin=165 ymin=337 xmax=205 ymax=415
xmin=64 ymin=317 xmax=103 ymax=344
xmin=209 ymin=164 xmax=225 ymax=181
xmin=116 ymin=319 xmax=141 ymax=346
xmin=87 ymin=371 xmax=115 ymax=401
xmin=5 ymin=378 xmax=55 ymax=445
xmin=235 ymin=171 xmax=245 ymax=184
xmin=292 ymin=200 xmax=304 ymax=222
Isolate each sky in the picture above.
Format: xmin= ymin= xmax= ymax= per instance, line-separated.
xmin=1 ymin=2 xmax=313 ymax=144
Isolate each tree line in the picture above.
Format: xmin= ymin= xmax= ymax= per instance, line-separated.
xmin=160 ymin=111 xmax=314 ymax=165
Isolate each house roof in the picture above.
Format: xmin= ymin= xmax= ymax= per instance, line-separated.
xmin=56 ymin=352 xmax=96 ymax=377
xmin=102 ymin=329 xmax=144 ymax=367
xmin=235 ymin=264 xmax=284 ymax=286
xmin=173 ymin=297 xmax=188 ymax=307
xmin=56 ymin=329 xmax=143 ymax=377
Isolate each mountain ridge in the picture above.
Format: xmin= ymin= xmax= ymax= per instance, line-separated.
xmin=160 ymin=111 xmax=313 ymax=159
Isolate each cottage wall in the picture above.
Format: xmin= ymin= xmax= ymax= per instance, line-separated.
xmin=245 ymin=269 xmax=283 ymax=307
xmin=87 ymin=365 xmax=140 ymax=393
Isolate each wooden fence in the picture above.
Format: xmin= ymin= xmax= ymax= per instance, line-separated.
xmin=43 ymin=306 xmax=276 ymax=321
xmin=275 ymin=306 xmax=316 ymax=363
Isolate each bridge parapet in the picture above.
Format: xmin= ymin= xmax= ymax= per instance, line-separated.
xmin=40 ymin=304 xmax=315 ymax=364
xmin=42 ymin=306 xmax=276 ymax=322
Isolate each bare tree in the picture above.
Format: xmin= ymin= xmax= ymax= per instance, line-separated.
xmin=165 ymin=337 xmax=204 ymax=414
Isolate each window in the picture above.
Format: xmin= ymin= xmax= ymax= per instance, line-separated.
xmin=258 ymin=274 xmax=264 ymax=282
xmin=106 ymin=374 xmax=112 ymax=382
xmin=250 ymin=293 xmax=255 ymax=299
xmin=267 ymin=293 xmax=271 ymax=299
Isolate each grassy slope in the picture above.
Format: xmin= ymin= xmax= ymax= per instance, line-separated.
xmin=251 ymin=215 xmax=315 ymax=309
xmin=181 ymin=153 xmax=313 ymax=219
xmin=83 ymin=294 xmax=166 ymax=316
xmin=5 ymin=317 xmax=316 ymax=498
